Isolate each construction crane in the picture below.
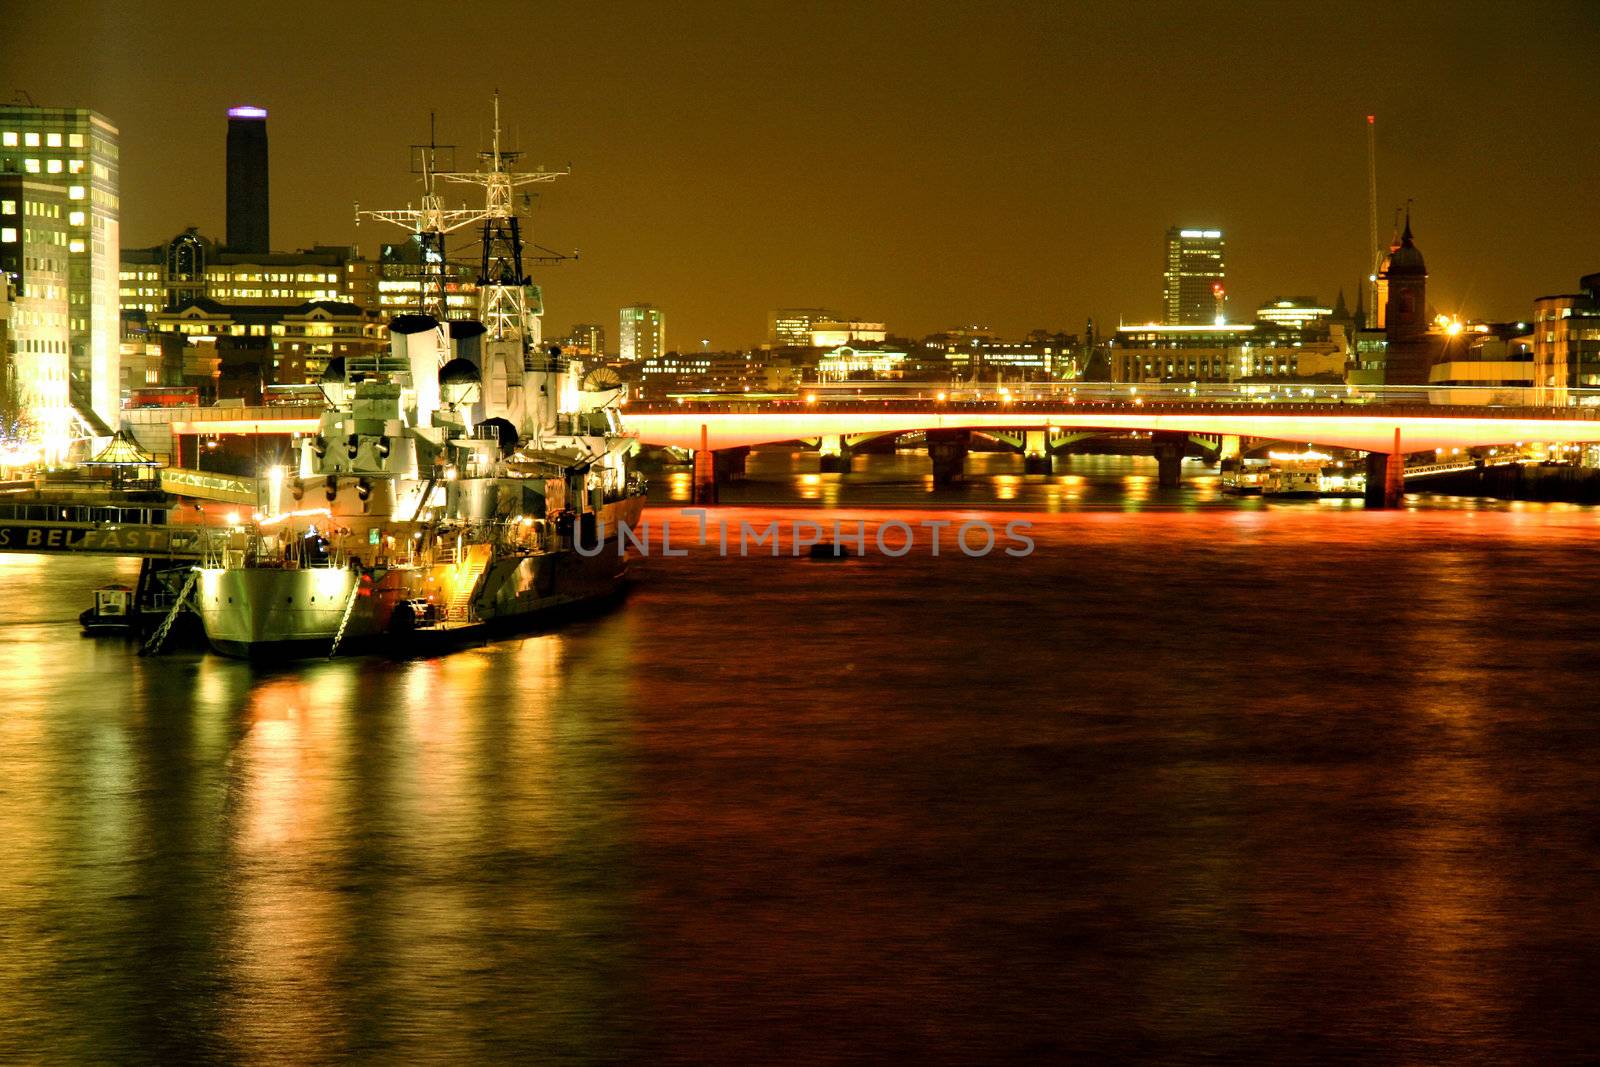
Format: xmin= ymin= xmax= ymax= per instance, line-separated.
xmin=1366 ymin=114 xmax=1380 ymax=327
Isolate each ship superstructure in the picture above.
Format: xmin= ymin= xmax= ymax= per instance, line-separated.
xmin=191 ymin=100 xmax=643 ymax=658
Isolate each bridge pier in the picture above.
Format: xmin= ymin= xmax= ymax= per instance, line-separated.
xmin=1364 ymin=428 xmax=1405 ymax=508
xmin=926 ymin=429 xmax=970 ymax=487
xmin=1022 ymin=429 xmax=1051 ymax=475
xmin=1364 ymin=452 xmax=1405 ymax=508
xmin=691 ymin=450 xmax=717 ymax=504
xmin=691 ymin=424 xmax=718 ymax=504
xmin=818 ymin=434 xmax=851 ymax=473
xmin=1154 ymin=432 xmax=1186 ymax=488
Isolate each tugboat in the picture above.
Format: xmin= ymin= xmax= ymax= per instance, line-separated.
xmin=182 ymin=99 xmax=646 ymax=659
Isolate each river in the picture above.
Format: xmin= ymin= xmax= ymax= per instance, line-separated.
xmin=3 ymin=453 xmax=1599 ymax=1062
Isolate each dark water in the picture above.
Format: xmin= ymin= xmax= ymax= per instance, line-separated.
xmin=5 ymin=454 xmax=1600 ymax=1063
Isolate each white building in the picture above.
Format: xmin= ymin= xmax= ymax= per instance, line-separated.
xmin=619 ymin=303 xmax=664 ymax=361
xmin=1 ymin=105 xmax=121 ymax=428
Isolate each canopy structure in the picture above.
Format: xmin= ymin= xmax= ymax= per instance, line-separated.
xmin=89 ymin=431 xmax=158 ymax=466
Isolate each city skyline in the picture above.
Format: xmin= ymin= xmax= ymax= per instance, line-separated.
xmin=6 ymin=1 xmax=1600 ymax=348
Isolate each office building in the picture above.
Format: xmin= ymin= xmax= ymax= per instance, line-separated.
xmin=151 ymin=297 xmax=386 ymax=395
xmin=1163 ymin=227 xmax=1226 ymax=325
xmin=1256 ymin=297 xmax=1334 ymax=329
xmin=0 ymin=174 xmax=74 ymax=457
xmin=619 ymin=304 xmax=664 ymax=361
xmin=1110 ymin=322 xmax=1345 ymax=383
xmin=1 ymin=104 xmax=121 ymax=428
xmin=122 ymin=227 xmax=367 ymax=312
xmin=768 ymin=307 xmax=840 ymax=348
xmin=226 ymin=106 xmax=269 ymax=253
xmin=562 ymin=323 xmax=606 ymax=357
xmin=1532 ymin=272 xmax=1600 ymax=404
xmin=808 ymin=319 xmax=886 ymax=347
xmin=373 ymin=234 xmax=475 ymax=318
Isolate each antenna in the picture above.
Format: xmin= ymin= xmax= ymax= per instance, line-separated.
xmin=354 ymin=113 xmax=472 ymax=318
xmin=1366 ymin=114 xmax=1379 ymax=328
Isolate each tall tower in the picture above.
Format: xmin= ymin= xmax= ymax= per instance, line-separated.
xmin=619 ymin=304 xmax=664 ymax=361
xmin=225 ymin=105 xmax=269 ymax=253
xmin=1381 ymin=213 xmax=1427 ymax=339
xmin=1163 ymin=227 xmax=1226 ymax=324
xmin=1380 ymin=212 xmax=1430 ymax=385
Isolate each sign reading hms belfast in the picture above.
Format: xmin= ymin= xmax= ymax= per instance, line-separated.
xmin=187 ymin=97 xmax=645 ymax=658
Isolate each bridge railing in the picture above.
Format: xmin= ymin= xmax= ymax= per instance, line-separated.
xmin=642 ymin=381 xmax=1600 ymax=412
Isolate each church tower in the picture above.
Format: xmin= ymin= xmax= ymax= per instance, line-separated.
xmin=1382 ymin=213 xmax=1428 ymax=341
xmin=1380 ymin=212 xmax=1432 ymax=384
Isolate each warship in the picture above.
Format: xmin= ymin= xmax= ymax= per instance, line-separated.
xmin=184 ymin=98 xmax=645 ymax=658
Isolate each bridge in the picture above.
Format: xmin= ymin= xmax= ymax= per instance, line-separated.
xmin=620 ymin=392 xmax=1600 ymax=507
xmin=87 ymin=386 xmax=1600 ymax=510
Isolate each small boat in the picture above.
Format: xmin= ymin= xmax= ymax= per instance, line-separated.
xmin=80 ymin=584 xmax=137 ymax=635
xmin=808 ymin=541 xmax=854 ymax=559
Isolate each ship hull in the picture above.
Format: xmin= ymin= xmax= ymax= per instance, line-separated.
xmin=196 ymin=497 xmax=644 ymax=660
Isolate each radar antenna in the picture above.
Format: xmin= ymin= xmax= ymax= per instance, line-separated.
xmin=432 ymin=91 xmax=572 ymax=347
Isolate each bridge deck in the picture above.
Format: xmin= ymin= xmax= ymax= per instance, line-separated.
xmin=621 ymin=399 xmax=1600 ymax=453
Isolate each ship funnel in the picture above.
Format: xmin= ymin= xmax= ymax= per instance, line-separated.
xmin=390 ymin=314 xmax=443 ymax=426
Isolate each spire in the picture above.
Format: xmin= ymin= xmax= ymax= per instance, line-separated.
xmin=1333 ymin=287 xmax=1349 ymax=318
xmin=1401 ymin=203 xmax=1414 ymax=245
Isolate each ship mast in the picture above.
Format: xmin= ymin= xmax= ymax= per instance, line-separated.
xmin=433 ymin=91 xmax=570 ymax=347
xmin=354 ymin=114 xmax=482 ymax=320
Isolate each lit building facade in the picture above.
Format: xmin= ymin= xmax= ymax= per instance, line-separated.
xmin=562 ymin=323 xmax=606 ymax=357
xmin=816 ymin=345 xmax=908 ymax=380
xmin=121 ymin=229 xmax=367 ymax=313
xmin=1532 ymin=272 xmax=1600 ymax=405
xmin=0 ymin=175 xmax=73 ymax=457
xmin=1426 ymin=322 xmax=1534 ymax=405
xmin=808 ymin=319 xmax=886 ymax=347
xmin=1163 ymin=227 xmax=1226 ymax=325
xmin=768 ymin=307 xmax=840 ymax=348
xmin=619 ymin=304 xmax=664 ymax=361
xmin=118 ymin=311 xmax=163 ymax=393
xmin=150 ymin=298 xmax=386 ymax=391
xmin=1256 ymin=297 xmax=1333 ymax=329
xmin=1111 ymin=322 xmax=1345 ymax=383
xmin=926 ymin=328 xmax=1078 ymax=380
xmin=0 ymin=105 xmax=121 ymax=427
xmin=374 ymin=235 xmax=476 ymax=318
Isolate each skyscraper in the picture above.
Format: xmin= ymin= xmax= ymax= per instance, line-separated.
xmin=1163 ymin=227 xmax=1226 ymax=325
xmin=0 ymin=104 xmax=120 ymax=430
xmin=619 ymin=304 xmax=664 ymax=361
xmin=226 ymin=105 xmax=269 ymax=254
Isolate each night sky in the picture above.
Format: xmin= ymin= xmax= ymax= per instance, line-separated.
xmin=7 ymin=1 xmax=1599 ymax=347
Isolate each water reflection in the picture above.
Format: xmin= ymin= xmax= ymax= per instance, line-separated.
xmin=5 ymin=487 xmax=1600 ymax=1060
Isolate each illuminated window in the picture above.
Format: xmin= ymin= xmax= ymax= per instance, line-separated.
xmin=46 ymin=159 xmax=63 ymax=174
xmin=68 ymin=186 xmax=84 ymax=200
xmin=0 ymin=201 xmax=13 ymax=215
xmin=23 ymin=132 xmax=39 ymax=147
xmin=69 ymin=133 xmax=84 ymax=148
xmin=46 ymin=133 xmax=62 ymax=147
xmin=69 ymin=211 xmax=84 ymax=226
xmin=69 ymin=239 xmax=85 ymax=253
xmin=68 ymin=160 xmax=84 ymax=174
xmin=1 ymin=228 xmax=15 ymax=243
xmin=1 ymin=132 xmax=15 ymax=146
xmin=23 ymin=158 xmax=40 ymax=173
